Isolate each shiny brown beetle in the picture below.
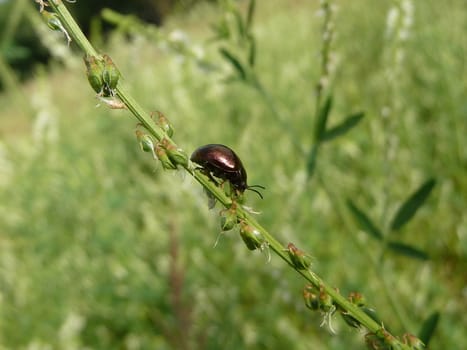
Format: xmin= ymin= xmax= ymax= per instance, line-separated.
xmin=190 ymin=144 xmax=264 ymax=199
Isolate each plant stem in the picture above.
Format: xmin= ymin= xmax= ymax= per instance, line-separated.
xmin=44 ymin=1 xmax=413 ymax=348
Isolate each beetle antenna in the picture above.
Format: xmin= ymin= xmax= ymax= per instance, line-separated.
xmin=246 ymin=185 xmax=265 ymax=199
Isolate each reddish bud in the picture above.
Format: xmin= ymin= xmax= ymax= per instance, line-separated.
xmin=286 ymin=243 xmax=312 ymax=270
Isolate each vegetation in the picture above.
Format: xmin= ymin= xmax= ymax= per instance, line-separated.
xmin=0 ymin=0 xmax=465 ymax=349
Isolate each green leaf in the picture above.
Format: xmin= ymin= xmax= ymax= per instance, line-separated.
xmin=314 ymin=96 xmax=332 ymax=142
xmin=322 ymin=112 xmax=365 ymax=142
xmin=390 ymin=178 xmax=436 ymax=231
xmin=306 ymin=144 xmax=319 ymax=177
xmin=387 ymin=241 xmax=429 ymax=260
xmin=418 ymin=311 xmax=440 ymax=346
xmin=248 ymin=36 xmax=256 ymax=67
xmin=246 ymin=0 xmax=256 ymax=31
xmin=209 ymin=20 xmax=230 ymax=41
xmin=233 ymin=9 xmax=246 ymax=39
xmin=219 ymin=48 xmax=247 ymax=81
xmin=346 ymin=200 xmax=383 ymax=240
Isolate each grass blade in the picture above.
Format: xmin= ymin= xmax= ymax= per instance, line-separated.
xmin=418 ymin=311 xmax=440 ymax=347
xmin=314 ymin=95 xmax=332 ymax=143
xmin=390 ymin=178 xmax=436 ymax=231
xmin=219 ymin=47 xmax=247 ymax=81
xmin=248 ymin=36 xmax=256 ymax=67
xmin=347 ymin=199 xmax=383 ymax=240
xmin=306 ymin=144 xmax=319 ymax=177
xmin=387 ymin=241 xmax=429 ymax=261
xmin=322 ymin=112 xmax=365 ymax=142
xmin=246 ymin=0 xmax=256 ymax=31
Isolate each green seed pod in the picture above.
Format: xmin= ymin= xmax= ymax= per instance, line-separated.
xmin=342 ymin=292 xmax=378 ymax=329
xmin=402 ymin=334 xmax=424 ymax=350
xmin=341 ymin=312 xmax=362 ymax=329
xmin=135 ymin=130 xmax=154 ymax=153
xmin=84 ymin=54 xmax=105 ymax=93
xmin=155 ymin=144 xmax=177 ymax=170
xmin=135 ymin=130 xmax=157 ymax=159
xmin=42 ymin=10 xmax=71 ymax=44
xmin=239 ymin=222 xmax=266 ymax=251
xmin=102 ymin=54 xmax=121 ymax=92
xmin=220 ymin=207 xmax=237 ymax=231
xmin=286 ymin=242 xmax=312 ymax=270
xmin=348 ymin=292 xmax=366 ymax=307
xmin=161 ymin=139 xmax=188 ymax=167
xmin=375 ymin=328 xmax=398 ymax=348
xmin=168 ymin=147 xmax=189 ymax=167
xmin=303 ymin=285 xmax=319 ymax=311
xmin=42 ymin=11 xmax=62 ymax=31
xmin=156 ymin=111 xmax=174 ymax=137
xmin=365 ymin=332 xmax=385 ymax=350
xmin=223 ymin=181 xmax=237 ymax=199
xmin=319 ymin=287 xmax=334 ymax=313
xmin=320 ymin=301 xmax=335 ymax=314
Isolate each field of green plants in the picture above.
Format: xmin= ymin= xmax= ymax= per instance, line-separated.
xmin=0 ymin=0 xmax=466 ymax=349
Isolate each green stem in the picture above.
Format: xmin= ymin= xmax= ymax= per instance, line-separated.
xmin=44 ymin=2 xmax=413 ymax=348
xmin=316 ymin=171 xmax=409 ymax=330
xmin=239 ymin=207 xmax=382 ymax=332
xmin=50 ymin=0 xmax=97 ymax=55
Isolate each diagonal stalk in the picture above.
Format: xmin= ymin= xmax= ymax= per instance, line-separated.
xmin=43 ymin=1 xmax=415 ymax=348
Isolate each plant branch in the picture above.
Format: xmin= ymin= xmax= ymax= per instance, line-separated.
xmin=43 ymin=2 xmax=416 ymax=348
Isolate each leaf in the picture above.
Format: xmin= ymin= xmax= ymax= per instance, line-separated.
xmin=314 ymin=96 xmax=333 ymax=143
xmin=387 ymin=241 xmax=429 ymax=260
xmin=418 ymin=311 xmax=440 ymax=346
xmin=248 ymin=36 xmax=256 ymax=67
xmin=246 ymin=0 xmax=256 ymax=31
xmin=219 ymin=48 xmax=247 ymax=81
xmin=233 ymin=9 xmax=246 ymax=39
xmin=390 ymin=178 xmax=436 ymax=231
xmin=209 ymin=20 xmax=230 ymax=41
xmin=322 ymin=112 xmax=365 ymax=142
xmin=347 ymin=200 xmax=383 ymax=240
xmin=306 ymin=144 xmax=319 ymax=177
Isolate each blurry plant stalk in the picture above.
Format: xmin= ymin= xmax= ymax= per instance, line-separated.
xmin=42 ymin=2 xmax=420 ymax=349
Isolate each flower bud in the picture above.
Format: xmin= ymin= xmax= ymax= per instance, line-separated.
xmin=155 ymin=144 xmax=177 ymax=170
xmin=155 ymin=111 xmax=174 ymax=137
xmin=375 ymin=328 xmax=397 ymax=348
xmin=221 ymin=180 xmax=235 ymax=199
xmin=42 ymin=10 xmax=71 ymax=44
xmin=402 ymin=334 xmax=424 ymax=349
xmin=42 ymin=11 xmax=61 ymax=31
xmin=239 ymin=222 xmax=266 ymax=251
xmin=221 ymin=208 xmax=237 ymax=231
xmin=161 ymin=138 xmax=189 ymax=167
xmin=135 ymin=130 xmax=154 ymax=152
xmin=84 ymin=54 xmax=105 ymax=94
xmin=303 ymin=285 xmax=320 ymax=311
xmin=348 ymin=292 xmax=366 ymax=307
xmin=341 ymin=312 xmax=361 ymax=329
xmin=286 ymin=243 xmax=312 ymax=270
xmin=319 ymin=286 xmax=334 ymax=313
xmin=102 ymin=54 xmax=121 ymax=93
xmin=365 ymin=332 xmax=384 ymax=350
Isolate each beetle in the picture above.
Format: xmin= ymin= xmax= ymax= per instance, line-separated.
xmin=190 ymin=144 xmax=264 ymax=199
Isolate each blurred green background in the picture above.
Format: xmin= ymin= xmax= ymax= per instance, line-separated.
xmin=0 ymin=0 xmax=466 ymax=349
